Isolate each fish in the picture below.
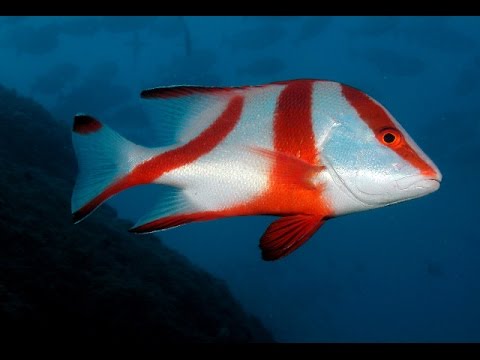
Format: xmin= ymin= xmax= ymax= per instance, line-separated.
xmin=71 ymin=79 xmax=442 ymax=261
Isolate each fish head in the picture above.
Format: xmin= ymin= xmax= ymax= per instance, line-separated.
xmin=322 ymin=85 xmax=442 ymax=215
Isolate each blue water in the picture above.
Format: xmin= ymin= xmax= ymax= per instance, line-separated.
xmin=2 ymin=16 xmax=479 ymax=342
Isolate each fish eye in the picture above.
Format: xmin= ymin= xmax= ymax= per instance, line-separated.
xmin=379 ymin=128 xmax=402 ymax=147
xmin=383 ymin=132 xmax=396 ymax=143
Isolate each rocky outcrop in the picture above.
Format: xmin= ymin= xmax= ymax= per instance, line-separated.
xmin=0 ymin=85 xmax=273 ymax=345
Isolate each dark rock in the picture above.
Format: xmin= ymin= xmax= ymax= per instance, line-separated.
xmin=0 ymin=84 xmax=274 ymax=345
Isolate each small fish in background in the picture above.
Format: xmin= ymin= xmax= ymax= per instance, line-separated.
xmin=30 ymin=62 xmax=80 ymax=97
xmin=70 ymin=79 xmax=442 ymax=261
xmin=352 ymin=48 xmax=425 ymax=78
xmin=295 ymin=16 xmax=332 ymax=43
xmin=237 ymin=57 xmax=285 ymax=79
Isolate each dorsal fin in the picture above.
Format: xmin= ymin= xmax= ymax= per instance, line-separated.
xmin=139 ymin=85 xmax=247 ymax=145
xmin=140 ymin=85 xmax=250 ymax=99
xmin=139 ymin=83 xmax=288 ymax=146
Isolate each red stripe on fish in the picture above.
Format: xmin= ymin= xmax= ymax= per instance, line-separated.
xmin=258 ymin=79 xmax=329 ymax=213
xmin=341 ymin=84 xmax=438 ymax=178
xmin=226 ymin=80 xmax=333 ymax=260
xmin=72 ymin=95 xmax=245 ymax=222
xmin=273 ymin=79 xmax=317 ymax=164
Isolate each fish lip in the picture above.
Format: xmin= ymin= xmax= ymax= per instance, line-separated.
xmin=396 ymin=176 xmax=441 ymax=191
xmin=427 ymin=178 xmax=441 ymax=191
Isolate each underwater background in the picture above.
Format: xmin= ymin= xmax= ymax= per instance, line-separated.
xmin=0 ymin=16 xmax=479 ymax=343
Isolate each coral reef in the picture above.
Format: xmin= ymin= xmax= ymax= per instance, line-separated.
xmin=0 ymin=85 xmax=273 ymax=345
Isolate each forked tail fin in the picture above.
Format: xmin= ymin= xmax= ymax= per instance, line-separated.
xmin=71 ymin=114 xmax=155 ymax=224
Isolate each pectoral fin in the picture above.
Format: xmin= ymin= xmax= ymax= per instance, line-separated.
xmin=260 ymin=214 xmax=326 ymax=261
xmin=249 ymin=147 xmax=325 ymax=190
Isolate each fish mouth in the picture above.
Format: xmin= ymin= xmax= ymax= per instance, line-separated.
xmin=396 ymin=176 xmax=441 ymax=192
xmin=394 ymin=176 xmax=441 ymax=203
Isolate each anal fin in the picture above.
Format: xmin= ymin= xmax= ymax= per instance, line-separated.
xmin=129 ymin=187 xmax=222 ymax=234
xmin=260 ymin=214 xmax=326 ymax=261
xmin=130 ymin=211 xmax=219 ymax=233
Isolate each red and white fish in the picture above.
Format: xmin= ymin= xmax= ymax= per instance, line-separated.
xmin=71 ymin=79 xmax=442 ymax=261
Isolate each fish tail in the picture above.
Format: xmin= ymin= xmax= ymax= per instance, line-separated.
xmin=71 ymin=114 xmax=156 ymax=224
